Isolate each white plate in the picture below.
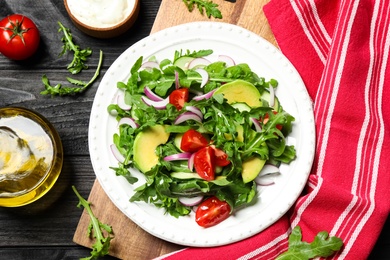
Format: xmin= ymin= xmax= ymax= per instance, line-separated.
xmin=88 ymin=21 xmax=315 ymax=247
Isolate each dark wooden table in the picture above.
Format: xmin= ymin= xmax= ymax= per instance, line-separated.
xmin=0 ymin=1 xmax=389 ymax=259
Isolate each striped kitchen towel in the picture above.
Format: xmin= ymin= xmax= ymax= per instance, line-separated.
xmin=158 ymin=0 xmax=390 ymax=259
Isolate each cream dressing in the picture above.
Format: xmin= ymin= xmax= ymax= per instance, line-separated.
xmin=67 ymin=0 xmax=135 ymax=28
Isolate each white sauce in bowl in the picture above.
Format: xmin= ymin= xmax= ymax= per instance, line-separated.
xmin=67 ymin=0 xmax=136 ymax=28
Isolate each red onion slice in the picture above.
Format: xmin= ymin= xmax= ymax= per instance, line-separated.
xmin=193 ymin=89 xmax=217 ymax=101
xmin=269 ymin=87 xmax=275 ymax=108
xmin=140 ymin=61 xmax=160 ymax=70
xmin=256 ymin=179 xmax=275 ymax=186
xmin=144 ymin=86 xmax=163 ymax=101
xmin=141 ymin=96 xmax=169 ymax=109
xmin=250 ymin=117 xmax=262 ymax=132
xmin=110 ymin=144 xmax=125 ymax=164
xmin=185 ymin=106 xmax=203 ymax=120
xmin=218 ymin=55 xmax=236 ymax=67
xmin=164 ymin=152 xmax=192 ymax=161
xmin=259 ymin=164 xmax=280 ymax=175
xmin=255 ymin=164 xmax=280 ymax=186
xmin=174 ymin=112 xmax=203 ymax=125
xmin=175 ymin=71 xmax=180 ymax=89
xmin=117 ymin=93 xmax=131 ymax=110
xmin=179 ymin=196 xmax=204 ymax=207
xmin=195 ymin=68 xmax=209 ymax=88
xmin=188 ymin=152 xmax=196 ymax=171
xmin=118 ymin=117 xmax=139 ymax=129
xmin=188 ymin=57 xmax=211 ymax=69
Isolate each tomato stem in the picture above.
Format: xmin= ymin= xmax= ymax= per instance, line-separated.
xmin=1 ymin=16 xmax=31 ymax=46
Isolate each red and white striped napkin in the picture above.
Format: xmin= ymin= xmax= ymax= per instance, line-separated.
xmin=159 ymin=0 xmax=390 ymax=259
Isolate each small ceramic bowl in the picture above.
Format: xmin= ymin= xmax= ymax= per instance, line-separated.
xmin=64 ymin=0 xmax=140 ymax=39
xmin=0 ymin=107 xmax=63 ymax=207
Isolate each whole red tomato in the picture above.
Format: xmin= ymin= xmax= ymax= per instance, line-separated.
xmin=0 ymin=14 xmax=40 ymax=60
xmin=195 ymin=196 xmax=231 ymax=228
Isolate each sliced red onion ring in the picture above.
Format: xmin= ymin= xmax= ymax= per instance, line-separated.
xmin=117 ymin=93 xmax=131 ymax=110
xmin=193 ymin=89 xmax=217 ymax=101
xmin=269 ymin=86 xmax=275 ymax=108
xmin=188 ymin=57 xmax=211 ymax=69
xmin=144 ymin=86 xmax=163 ymax=101
xmin=256 ymin=178 xmax=275 ymax=186
xmin=174 ymin=112 xmax=202 ymax=125
xmin=164 ymin=152 xmax=192 ymax=161
xmin=175 ymin=71 xmax=180 ymax=89
xmin=188 ymin=152 xmax=196 ymax=171
xmin=118 ymin=117 xmax=139 ymax=129
xmin=259 ymin=164 xmax=280 ymax=175
xmin=195 ymin=68 xmax=209 ymax=88
xmin=185 ymin=106 xmax=203 ymax=120
xmin=255 ymin=164 xmax=280 ymax=186
xmin=110 ymin=144 xmax=125 ymax=164
xmin=218 ymin=55 xmax=236 ymax=67
xmin=250 ymin=117 xmax=262 ymax=132
xmin=140 ymin=61 xmax=160 ymax=70
xmin=179 ymin=195 xmax=204 ymax=207
xmin=141 ymin=96 xmax=169 ymax=109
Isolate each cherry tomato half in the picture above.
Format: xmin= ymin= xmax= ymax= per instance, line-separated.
xmin=194 ymin=146 xmax=215 ymax=181
xmin=213 ymin=146 xmax=231 ymax=167
xmin=195 ymin=196 xmax=231 ymax=228
xmin=180 ymin=129 xmax=208 ymax=153
xmin=0 ymin=14 xmax=40 ymax=60
xmin=169 ymin=88 xmax=189 ymax=110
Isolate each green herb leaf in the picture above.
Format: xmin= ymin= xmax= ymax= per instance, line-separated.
xmin=40 ymin=50 xmax=103 ymax=96
xmin=58 ymin=21 xmax=92 ymax=75
xmin=182 ymin=0 xmax=222 ymax=19
xmin=40 ymin=22 xmax=103 ymax=96
xmin=276 ymin=226 xmax=343 ymax=260
xmin=72 ymin=186 xmax=114 ymax=260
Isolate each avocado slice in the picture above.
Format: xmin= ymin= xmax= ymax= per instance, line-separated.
xmin=241 ymin=156 xmax=266 ymax=183
xmin=213 ymin=79 xmax=262 ymax=108
xmin=133 ymin=125 xmax=170 ymax=173
xmin=224 ymin=124 xmax=244 ymax=142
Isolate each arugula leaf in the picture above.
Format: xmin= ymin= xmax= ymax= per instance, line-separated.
xmin=72 ymin=186 xmax=114 ymax=260
xmin=173 ymin=49 xmax=214 ymax=63
xmin=40 ymin=22 xmax=103 ymax=96
xmin=182 ymin=0 xmax=222 ymax=19
xmin=57 ymin=21 xmax=92 ymax=74
xmin=276 ymin=226 xmax=343 ymax=260
xmin=40 ymin=50 xmax=103 ymax=96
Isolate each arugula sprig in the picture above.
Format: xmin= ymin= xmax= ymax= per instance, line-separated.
xmin=58 ymin=21 xmax=92 ymax=75
xmin=40 ymin=22 xmax=103 ymax=96
xmin=276 ymin=226 xmax=343 ymax=260
xmin=72 ymin=186 xmax=114 ymax=260
xmin=41 ymin=50 xmax=103 ymax=96
xmin=182 ymin=0 xmax=222 ymax=19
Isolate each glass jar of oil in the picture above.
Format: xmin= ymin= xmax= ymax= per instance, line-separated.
xmin=0 ymin=107 xmax=63 ymax=207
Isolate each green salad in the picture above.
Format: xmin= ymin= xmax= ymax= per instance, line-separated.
xmin=108 ymin=49 xmax=296 ymax=227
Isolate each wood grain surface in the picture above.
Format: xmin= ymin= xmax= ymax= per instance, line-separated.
xmin=73 ymin=0 xmax=277 ymax=259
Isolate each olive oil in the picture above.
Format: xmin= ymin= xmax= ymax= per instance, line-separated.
xmin=0 ymin=107 xmax=63 ymax=207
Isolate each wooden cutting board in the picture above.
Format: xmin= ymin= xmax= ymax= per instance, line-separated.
xmin=73 ymin=1 xmax=276 ymax=259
